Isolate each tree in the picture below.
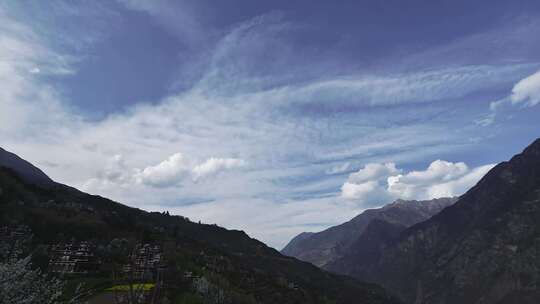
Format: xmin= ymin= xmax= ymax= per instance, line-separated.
xmin=0 ymin=257 xmax=64 ymax=304
xmin=111 ymin=244 xmax=165 ymax=304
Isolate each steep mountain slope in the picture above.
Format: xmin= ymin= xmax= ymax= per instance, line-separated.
xmin=0 ymin=147 xmax=54 ymax=187
xmin=340 ymin=138 xmax=540 ymax=304
xmin=325 ymin=219 xmax=407 ymax=282
xmin=281 ymin=198 xmax=456 ymax=267
xmin=0 ymin=148 xmax=400 ymax=304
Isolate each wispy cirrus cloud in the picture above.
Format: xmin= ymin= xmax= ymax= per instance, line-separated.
xmin=0 ymin=6 xmax=81 ymax=140
xmin=116 ymin=0 xmax=211 ymax=48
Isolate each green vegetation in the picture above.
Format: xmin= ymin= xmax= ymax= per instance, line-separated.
xmin=105 ymin=283 xmax=155 ymax=291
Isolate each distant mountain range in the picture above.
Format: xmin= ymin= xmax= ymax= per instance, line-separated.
xmin=0 ymin=147 xmax=399 ymax=304
xmin=284 ymin=138 xmax=540 ymax=304
xmin=282 ymin=197 xmax=457 ymax=267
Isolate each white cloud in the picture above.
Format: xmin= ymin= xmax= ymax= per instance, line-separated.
xmin=347 ymin=163 xmax=400 ymax=184
xmin=341 ymin=181 xmax=392 ymax=203
xmin=510 ymin=69 xmax=540 ymax=107
xmin=134 ymin=153 xmax=190 ymax=187
xmin=423 ymin=164 xmax=495 ymax=198
xmin=340 ymin=163 xmax=399 ymax=205
xmin=341 ymin=160 xmax=495 ymax=205
xmin=390 ymin=160 xmax=468 ymax=186
xmin=481 ymin=69 xmax=540 ymax=126
xmin=192 ymin=158 xmax=246 ymax=182
xmin=387 ymin=160 xmax=494 ymax=200
xmin=0 ymin=8 xmax=79 ymax=140
xmin=85 ymin=153 xmax=247 ymax=188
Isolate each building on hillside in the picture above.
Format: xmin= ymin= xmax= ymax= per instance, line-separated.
xmin=49 ymin=241 xmax=100 ymax=274
xmin=123 ymin=243 xmax=164 ymax=280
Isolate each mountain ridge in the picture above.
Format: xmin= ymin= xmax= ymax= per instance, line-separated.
xmin=281 ymin=197 xmax=457 ymax=267
xmin=0 ymin=147 xmax=55 ymax=187
xmin=331 ymin=138 xmax=540 ymax=304
xmin=0 ymin=147 xmax=400 ymax=304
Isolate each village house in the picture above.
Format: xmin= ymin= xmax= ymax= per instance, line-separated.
xmin=49 ymin=241 xmax=100 ymax=274
xmin=123 ymin=243 xmax=163 ymax=280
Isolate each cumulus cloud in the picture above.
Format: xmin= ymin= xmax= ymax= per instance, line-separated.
xmin=341 ymin=181 xmax=392 ymax=204
xmin=347 ymin=163 xmax=400 ymax=184
xmin=192 ymin=158 xmax=246 ymax=182
xmin=135 ymin=153 xmax=191 ymax=187
xmin=84 ymin=153 xmax=247 ymax=189
xmin=387 ymin=160 xmax=494 ymax=200
xmin=510 ymin=69 xmax=540 ymax=107
xmin=341 ymin=160 xmax=495 ymax=205
xmin=421 ymin=164 xmax=495 ymax=198
xmin=340 ymin=163 xmax=399 ymax=205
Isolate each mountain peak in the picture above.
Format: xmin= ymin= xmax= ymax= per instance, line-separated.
xmin=343 ymin=138 xmax=540 ymax=304
xmin=0 ymin=147 xmax=54 ymax=187
xmin=281 ymin=197 xmax=456 ymax=267
xmin=520 ymin=137 xmax=540 ymax=157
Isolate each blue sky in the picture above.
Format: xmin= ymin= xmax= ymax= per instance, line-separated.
xmin=1 ymin=0 xmax=540 ymax=248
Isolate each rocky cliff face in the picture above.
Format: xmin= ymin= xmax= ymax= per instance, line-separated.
xmin=281 ymin=197 xmax=457 ymax=267
xmin=345 ymin=138 xmax=540 ymax=304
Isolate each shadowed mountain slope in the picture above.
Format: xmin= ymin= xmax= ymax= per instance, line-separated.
xmin=0 ymin=147 xmax=400 ymax=304
xmin=331 ymin=138 xmax=540 ymax=304
xmin=282 ymin=197 xmax=457 ymax=267
xmin=0 ymin=147 xmax=54 ymax=187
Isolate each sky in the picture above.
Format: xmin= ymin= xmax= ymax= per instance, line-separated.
xmin=1 ymin=0 xmax=540 ymax=249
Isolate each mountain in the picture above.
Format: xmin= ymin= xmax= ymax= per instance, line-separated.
xmin=325 ymin=219 xmax=408 ymax=282
xmin=330 ymin=138 xmax=540 ymax=304
xmin=281 ymin=197 xmax=457 ymax=267
xmin=0 ymin=147 xmax=55 ymax=187
xmin=0 ymin=148 xmax=400 ymax=304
